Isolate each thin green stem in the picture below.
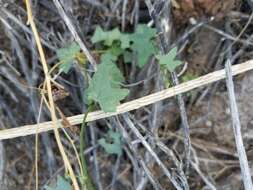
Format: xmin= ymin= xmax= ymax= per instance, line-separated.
xmin=79 ymin=105 xmax=95 ymax=190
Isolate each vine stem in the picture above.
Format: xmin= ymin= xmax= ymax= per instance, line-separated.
xmin=80 ymin=105 xmax=95 ymax=190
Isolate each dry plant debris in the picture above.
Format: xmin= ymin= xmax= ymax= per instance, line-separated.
xmin=1 ymin=0 xmax=253 ymax=189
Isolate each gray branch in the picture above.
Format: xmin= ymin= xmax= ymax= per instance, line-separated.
xmin=225 ymin=58 xmax=253 ymax=190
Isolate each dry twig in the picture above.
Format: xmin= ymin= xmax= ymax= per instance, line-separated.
xmin=52 ymin=0 xmax=97 ymax=70
xmin=225 ymin=58 xmax=253 ymax=189
xmin=1 ymin=59 xmax=253 ymax=140
xmin=0 ymin=142 xmax=5 ymax=188
xmin=25 ymin=1 xmax=80 ymax=189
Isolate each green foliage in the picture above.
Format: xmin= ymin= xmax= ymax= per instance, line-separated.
xmin=98 ymin=130 xmax=123 ymax=156
xmin=91 ymin=26 xmax=130 ymax=49
xmin=162 ymin=70 xmax=172 ymax=88
xmin=129 ymin=24 xmax=157 ymax=67
xmin=56 ymin=28 xmax=183 ymax=113
xmin=56 ymin=42 xmax=81 ymax=73
xmin=123 ymin=51 xmax=133 ymax=63
xmin=89 ymin=26 xmax=184 ymax=112
xmin=44 ymin=176 xmax=71 ymax=190
xmin=108 ymin=42 xmax=124 ymax=57
xmin=91 ymin=24 xmax=156 ymax=67
xmin=156 ymin=47 xmax=182 ymax=72
xmin=86 ymin=52 xmax=129 ymax=112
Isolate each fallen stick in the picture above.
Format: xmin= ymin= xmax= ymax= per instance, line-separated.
xmin=1 ymin=59 xmax=253 ymax=140
xmin=225 ymin=59 xmax=253 ymax=190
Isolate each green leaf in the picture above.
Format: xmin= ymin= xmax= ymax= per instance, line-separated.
xmin=86 ymin=52 xmax=129 ymax=112
xmin=134 ymin=24 xmax=157 ymax=39
xmin=91 ymin=24 xmax=157 ymax=67
xmin=44 ymin=176 xmax=71 ymax=190
xmin=132 ymin=42 xmax=155 ymax=67
xmin=98 ymin=130 xmax=123 ymax=156
xmin=57 ymin=42 xmax=80 ymax=73
xmin=156 ymin=47 xmax=182 ymax=72
xmin=123 ymin=51 xmax=133 ymax=63
xmin=108 ymin=42 xmax=124 ymax=57
xmin=129 ymin=25 xmax=156 ymax=67
xmin=91 ymin=26 xmax=130 ymax=49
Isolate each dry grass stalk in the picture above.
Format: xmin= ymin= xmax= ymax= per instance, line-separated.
xmin=24 ymin=1 xmax=80 ymax=189
xmin=225 ymin=59 xmax=253 ymax=189
xmin=1 ymin=59 xmax=253 ymax=140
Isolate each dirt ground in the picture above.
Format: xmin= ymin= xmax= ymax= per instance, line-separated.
xmin=1 ymin=0 xmax=253 ymax=189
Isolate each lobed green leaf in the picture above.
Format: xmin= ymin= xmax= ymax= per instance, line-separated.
xmin=91 ymin=26 xmax=130 ymax=49
xmin=98 ymin=130 xmax=123 ymax=156
xmin=56 ymin=42 xmax=80 ymax=73
xmin=156 ymin=47 xmax=182 ymax=72
xmin=129 ymin=24 xmax=157 ymax=67
xmin=86 ymin=52 xmax=129 ymax=112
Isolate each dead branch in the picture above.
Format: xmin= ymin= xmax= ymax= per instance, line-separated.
xmin=0 ymin=59 xmax=253 ymax=140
